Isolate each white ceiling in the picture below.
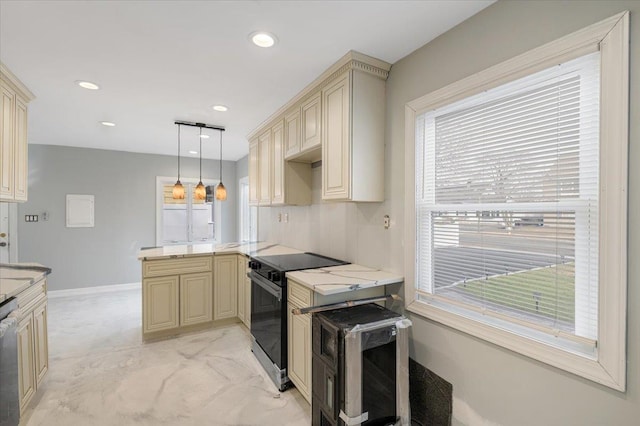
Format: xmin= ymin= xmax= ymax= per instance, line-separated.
xmin=0 ymin=0 xmax=494 ymax=161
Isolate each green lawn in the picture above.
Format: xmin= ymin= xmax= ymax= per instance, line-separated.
xmin=456 ymin=263 xmax=575 ymax=324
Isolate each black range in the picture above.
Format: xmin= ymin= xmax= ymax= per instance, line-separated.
xmin=249 ymin=252 xmax=349 ymax=391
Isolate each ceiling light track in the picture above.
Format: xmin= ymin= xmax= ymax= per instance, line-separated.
xmin=174 ymin=120 xmax=225 ymax=132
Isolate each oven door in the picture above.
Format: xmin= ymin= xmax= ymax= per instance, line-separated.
xmin=250 ymin=272 xmax=286 ymax=369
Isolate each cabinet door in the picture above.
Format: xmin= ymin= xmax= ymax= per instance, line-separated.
xmin=180 ymin=272 xmax=212 ymax=326
xmin=17 ymin=314 xmax=35 ymax=411
xmin=0 ymin=83 xmax=15 ymax=200
xmin=244 ymin=276 xmax=251 ymax=328
xmin=322 ymin=73 xmax=351 ymax=200
xmin=237 ymin=255 xmax=246 ymax=324
xmin=13 ymin=95 xmax=28 ymax=201
xmin=258 ymin=129 xmax=271 ymax=206
xmin=248 ymin=138 xmax=259 ymax=205
xmin=214 ymin=255 xmax=238 ymax=320
xmin=271 ymin=121 xmax=285 ymax=205
xmin=143 ymin=275 xmax=179 ymax=333
xmin=284 ymin=108 xmax=301 ymax=159
xmin=301 ymin=92 xmax=321 ymax=152
xmin=288 ymin=302 xmax=312 ymax=403
xmin=33 ymin=301 xmax=49 ymax=386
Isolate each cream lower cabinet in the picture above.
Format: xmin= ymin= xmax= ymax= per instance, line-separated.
xmin=142 ymin=256 xmax=213 ymax=339
xmin=288 ymin=297 xmax=312 ymax=402
xmin=17 ymin=314 xmax=35 ymax=411
xmin=214 ymin=255 xmax=238 ymax=321
xmin=180 ymin=272 xmax=213 ymax=326
xmin=16 ymin=277 xmax=48 ymax=413
xmin=143 ymin=273 xmax=213 ymax=334
xmin=237 ymin=254 xmax=251 ymax=328
xmin=287 ymin=278 xmax=385 ymax=404
xmin=143 ymin=275 xmax=179 ymax=332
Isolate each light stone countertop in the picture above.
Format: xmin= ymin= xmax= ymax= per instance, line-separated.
xmin=0 ymin=263 xmax=51 ymax=303
xmin=286 ymin=263 xmax=403 ymax=296
xmin=137 ymin=241 xmax=304 ymax=260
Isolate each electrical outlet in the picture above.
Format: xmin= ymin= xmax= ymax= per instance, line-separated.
xmin=384 ymin=215 xmax=390 ymax=229
xmin=277 ymin=213 xmax=282 ymax=222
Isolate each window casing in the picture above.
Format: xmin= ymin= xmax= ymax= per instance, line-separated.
xmin=404 ymin=12 xmax=628 ymax=390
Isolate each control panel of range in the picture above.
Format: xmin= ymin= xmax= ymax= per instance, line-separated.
xmin=249 ymin=260 xmax=284 ymax=286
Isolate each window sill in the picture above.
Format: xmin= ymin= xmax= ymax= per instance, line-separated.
xmin=406 ymin=298 xmax=623 ymax=391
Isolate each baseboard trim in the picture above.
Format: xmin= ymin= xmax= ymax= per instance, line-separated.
xmin=48 ymin=282 xmax=141 ymax=298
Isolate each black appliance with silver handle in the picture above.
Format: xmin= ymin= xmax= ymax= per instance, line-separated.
xmin=248 ymin=252 xmax=349 ymax=391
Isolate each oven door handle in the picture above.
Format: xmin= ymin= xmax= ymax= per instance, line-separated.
xmin=251 ymin=272 xmax=282 ymax=302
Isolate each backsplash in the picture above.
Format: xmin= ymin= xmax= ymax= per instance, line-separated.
xmin=257 ymin=166 xmax=399 ymax=272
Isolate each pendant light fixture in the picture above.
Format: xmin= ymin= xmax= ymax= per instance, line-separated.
xmin=194 ymin=127 xmax=206 ymax=200
xmin=215 ymin=129 xmax=227 ymax=201
xmin=172 ymin=124 xmax=185 ymax=199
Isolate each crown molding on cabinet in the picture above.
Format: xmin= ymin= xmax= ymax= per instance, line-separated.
xmin=247 ymin=50 xmax=390 ymax=140
xmin=0 ymin=62 xmax=36 ymax=102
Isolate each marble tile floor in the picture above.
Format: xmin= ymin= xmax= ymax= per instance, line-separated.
xmin=23 ymin=288 xmax=310 ymax=426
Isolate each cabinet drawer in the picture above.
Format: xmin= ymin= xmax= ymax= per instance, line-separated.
xmin=143 ymin=256 xmax=212 ymax=277
xmin=16 ymin=279 xmax=46 ymax=311
xmin=288 ymin=279 xmax=312 ymax=307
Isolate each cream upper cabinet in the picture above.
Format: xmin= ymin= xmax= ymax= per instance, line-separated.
xmin=284 ymin=108 xmax=301 ymax=159
xmin=247 ymin=51 xmax=389 ymax=204
xmin=248 ymin=137 xmax=259 ymax=206
xmin=258 ymin=129 xmax=272 ymax=206
xmin=301 ymin=92 xmax=322 ymax=153
xmin=322 ymin=69 xmax=386 ymax=202
xmin=0 ymin=63 xmax=34 ymax=203
xmin=271 ymin=118 xmax=312 ymax=206
xmin=214 ymin=255 xmax=238 ymax=320
xmin=271 ymin=120 xmax=285 ymax=205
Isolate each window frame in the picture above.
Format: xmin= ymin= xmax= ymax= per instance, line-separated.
xmin=404 ymin=12 xmax=629 ymax=391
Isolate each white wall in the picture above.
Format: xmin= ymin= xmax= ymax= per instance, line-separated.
xmin=258 ymin=1 xmax=640 ymax=424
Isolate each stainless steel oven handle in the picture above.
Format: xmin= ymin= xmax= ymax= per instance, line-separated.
xmin=251 ymin=272 xmax=282 ymax=301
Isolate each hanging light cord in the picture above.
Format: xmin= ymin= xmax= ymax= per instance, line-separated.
xmin=177 ymin=124 xmax=181 ymax=180
xmin=199 ymin=127 xmax=203 ymax=181
xmin=219 ymin=130 xmax=223 ymax=182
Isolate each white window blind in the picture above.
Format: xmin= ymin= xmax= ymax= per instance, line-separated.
xmin=415 ymin=52 xmax=600 ymax=351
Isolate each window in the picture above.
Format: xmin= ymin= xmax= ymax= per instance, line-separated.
xmin=238 ymin=176 xmax=257 ymax=242
xmin=404 ymin=13 xmax=628 ymax=390
xmin=155 ymin=177 xmax=222 ymax=245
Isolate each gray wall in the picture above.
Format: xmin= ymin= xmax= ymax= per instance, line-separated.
xmin=258 ymin=1 xmax=640 ymax=424
xmin=391 ymin=2 xmax=640 ymax=424
xmin=236 ymin=154 xmax=248 ymax=179
xmin=18 ymin=144 xmax=238 ymax=291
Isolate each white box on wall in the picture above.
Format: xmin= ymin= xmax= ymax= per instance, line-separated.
xmin=66 ymin=194 xmax=94 ymax=228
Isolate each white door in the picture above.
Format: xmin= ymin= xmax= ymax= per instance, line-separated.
xmin=0 ymin=202 xmax=11 ymax=262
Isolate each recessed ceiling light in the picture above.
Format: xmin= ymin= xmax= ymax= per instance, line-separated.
xmin=100 ymin=121 xmax=116 ymax=127
xmin=76 ymin=80 xmax=100 ymax=90
xmin=212 ymin=105 xmax=228 ymax=112
xmin=200 ymin=134 xmax=210 ymax=139
xmin=250 ymin=31 xmax=277 ymax=48
xmin=189 ymin=150 xmax=198 ymax=154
